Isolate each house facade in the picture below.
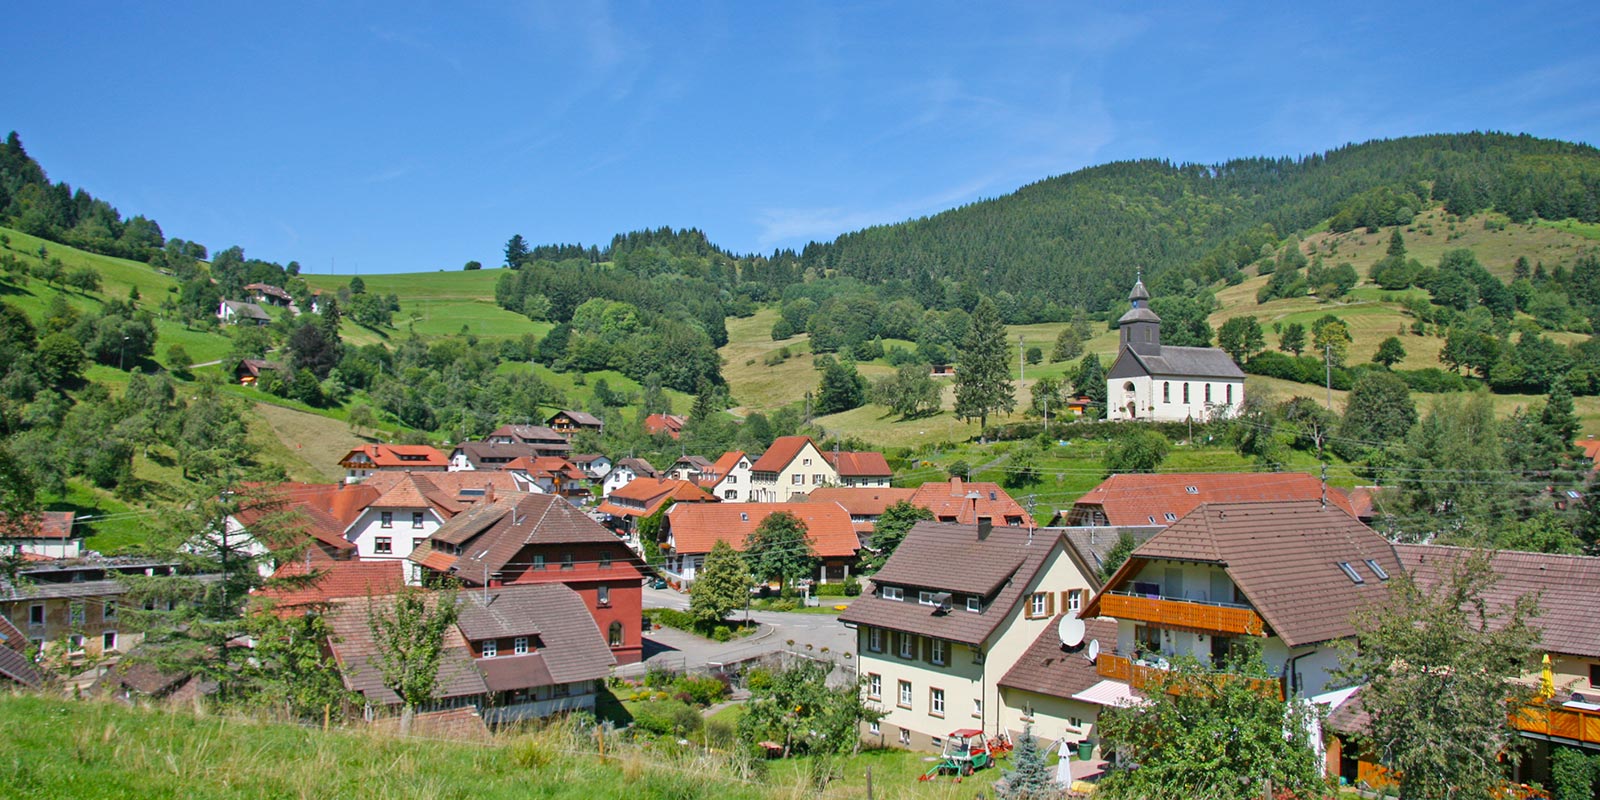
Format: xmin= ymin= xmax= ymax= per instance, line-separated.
xmin=822 ymin=451 xmax=894 ymax=488
xmin=485 ymin=424 xmax=571 ymax=456
xmin=0 ymin=511 xmax=82 ymax=559
xmin=341 ymin=472 xmax=519 ymax=562
xmin=547 ymin=410 xmax=603 ymax=438
xmin=448 ymin=441 xmax=540 ymax=471
xmin=0 ymin=558 xmax=183 ymax=662
xmin=218 ymin=299 xmax=271 ymax=326
xmin=1105 ymin=279 xmax=1244 ymax=422
xmin=840 ymin=522 xmax=1101 ymax=752
xmin=338 ymin=444 xmax=449 ymax=483
xmin=571 ymin=454 xmax=612 ymax=480
xmin=596 ymin=477 xmax=717 ymax=547
xmin=411 ymin=492 xmax=650 ymax=664
xmin=697 ymin=451 xmax=753 ymax=502
xmin=748 ymin=436 xmax=838 ymax=502
xmin=662 ymin=502 xmax=860 ymax=586
xmin=665 ymin=455 xmax=713 ymax=482
xmin=601 ymin=457 xmax=657 ymax=497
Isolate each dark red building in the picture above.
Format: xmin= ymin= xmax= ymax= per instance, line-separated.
xmin=411 ymin=492 xmax=647 ymax=664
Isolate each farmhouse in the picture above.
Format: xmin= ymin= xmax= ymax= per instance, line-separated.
xmin=218 ymin=299 xmax=271 ymax=326
xmin=747 ymin=436 xmax=838 ymax=502
xmin=0 ymin=511 xmax=81 ymax=559
xmin=546 ymin=410 xmax=603 ymax=438
xmin=643 ymin=413 xmax=686 ymax=439
xmin=485 ymin=424 xmax=572 ymax=455
xmin=697 ymin=451 xmax=754 ymax=502
xmin=1105 ymin=278 xmax=1244 ymax=422
xmin=338 ymin=444 xmax=448 ymax=483
xmin=661 ymin=502 xmax=860 ymax=585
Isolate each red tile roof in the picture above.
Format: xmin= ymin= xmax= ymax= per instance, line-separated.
xmin=909 ymin=478 xmax=1034 ymax=527
xmin=697 ymin=451 xmax=747 ymax=489
xmin=338 ymin=444 xmax=448 ymax=469
xmin=1579 ymin=438 xmax=1600 ymax=470
xmin=644 ymin=414 xmax=687 ymax=439
xmin=750 ymin=435 xmax=817 ymax=473
xmin=821 ymin=450 xmax=892 ymax=478
xmin=803 ymin=487 xmax=916 ymax=518
xmin=231 ymin=483 xmax=374 ymax=554
xmin=1070 ymin=472 xmax=1356 ymax=527
xmin=503 ymin=456 xmax=588 ymax=481
xmin=254 ymin=560 xmax=408 ymax=613
xmin=665 ymin=502 xmax=860 ymax=558
xmin=596 ymin=477 xmax=716 ymax=518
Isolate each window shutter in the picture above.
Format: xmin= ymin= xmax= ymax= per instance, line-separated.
xmin=1060 ymin=591 xmax=1069 ymax=611
xmin=1047 ymin=592 xmax=1056 ymax=616
xmin=922 ymin=637 xmax=933 ymax=664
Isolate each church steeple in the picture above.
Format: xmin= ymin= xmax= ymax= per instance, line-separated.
xmin=1118 ymin=274 xmax=1162 ymax=356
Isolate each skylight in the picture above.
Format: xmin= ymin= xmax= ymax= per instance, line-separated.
xmin=1364 ymin=559 xmax=1390 ymax=581
xmin=1337 ymin=562 xmax=1364 ymax=584
xmin=1185 ymin=486 xmax=1199 ymax=494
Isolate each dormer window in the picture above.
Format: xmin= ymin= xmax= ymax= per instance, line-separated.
xmin=1185 ymin=486 xmax=1198 ymax=494
xmin=919 ymin=591 xmax=937 ymax=606
xmin=882 ymin=586 xmax=904 ymax=601
xmin=966 ymin=596 xmax=981 ymax=613
xmin=1364 ymin=559 xmax=1390 ymax=581
xmin=482 ymin=640 xmax=498 ymax=658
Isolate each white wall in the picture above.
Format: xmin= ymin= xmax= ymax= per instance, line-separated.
xmin=1107 ymin=376 xmax=1242 ymax=423
xmin=346 ymin=508 xmax=443 ymax=560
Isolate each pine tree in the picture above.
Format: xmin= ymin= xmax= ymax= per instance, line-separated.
xmin=954 ymin=297 xmax=1015 ymax=432
xmin=504 ymin=234 xmax=531 ymax=269
xmin=1072 ymin=353 xmax=1106 ymax=420
xmin=1001 ymin=725 xmax=1055 ymax=799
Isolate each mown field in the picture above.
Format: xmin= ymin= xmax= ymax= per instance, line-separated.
xmin=0 ymin=695 xmax=1014 ymax=800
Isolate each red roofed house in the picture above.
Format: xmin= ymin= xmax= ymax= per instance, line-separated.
xmin=1 ymin=511 xmax=82 ymax=559
xmin=821 ymin=450 xmax=894 ymax=488
xmin=503 ymin=456 xmax=591 ymax=499
xmin=252 ymin=560 xmax=408 ymax=616
xmin=748 ymin=436 xmax=837 ymax=502
xmin=339 ymin=444 xmax=448 ymax=484
xmin=909 ymin=478 xmax=1034 ymax=528
xmin=547 ymin=410 xmax=603 ymax=438
xmin=340 ymin=472 xmax=519 ymax=562
xmin=697 ymin=451 xmax=753 ymax=502
xmin=804 ymin=487 xmax=917 ymax=538
xmin=1579 ymin=436 xmax=1600 ymax=471
xmin=596 ymin=477 xmax=719 ymax=548
xmin=224 ymin=483 xmax=372 ymax=576
xmin=644 ymin=413 xmax=686 ymax=439
xmin=601 ymin=458 xmax=657 ymax=498
xmin=1063 ymin=472 xmax=1356 ymax=528
xmin=245 ymin=282 xmax=293 ymax=307
xmin=662 ymin=502 xmax=861 ymax=585
xmin=410 ymin=492 xmax=648 ymax=664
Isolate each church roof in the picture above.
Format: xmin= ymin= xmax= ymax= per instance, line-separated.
xmin=1122 ymin=345 xmax=1245 ymax=380
xmin=1117 ymin=306 xmax=1161 ymax=325
xmin=1128 ymin=279 xmax=1150 ymax=301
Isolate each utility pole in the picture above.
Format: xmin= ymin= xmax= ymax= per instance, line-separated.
xmin=1018 ymin=335 xmax=1026 ymax=385
xmin=1324 ymin=344 xmax=1333 ymax=411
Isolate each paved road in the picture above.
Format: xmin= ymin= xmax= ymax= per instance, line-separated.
xmin=634 ymin=587 xmax=856 ymax=676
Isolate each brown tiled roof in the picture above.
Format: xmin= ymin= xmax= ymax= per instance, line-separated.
xmin=420 ymin=493 xmax=642 ymax=580
xmin=0 ymin=613 xmax=40 ymax=687
xmin=1085 ymin=501 xmax=1399 ymax=648
xmin=750 ymin=436 xmax=817 ymax=473
xmin=840 ymin=524 xmax=1066 ymax=646
xmin=0 ymin=613 xmax=25 ymax=653
xmin=502 ymin=456 xmax=587 ymax=481
xmin=452 ymin=441 xmax=542 ymax=468
xmin=803 ymin=487 xmax=916 ymax=518
xmin=488 ymin=424 xmax=570 ymax=448
xmin=324 ymin=595 xmax=487 ymax=706
xmin=821 ymin=451 xmax=892 ymax=478
xmin=644 ymin=414 xmax=686 ymax=438
xmin=1323 ymin=688 xmax=1371 ymax=736
xmin=999 ymin=616 xmax=1121 ymax=699
xmin=477 ymin=654 xmax=555 ymax=692
xmin=1071 ymin=473 xmax=1357 ymax=527
xmin=909 ymin=478 xmax=1034 ymax=527
xmin=372 ymin=706 xmax=492 ymax=741
xmin=254 ymin=560 xmax=408 ymax=613
xmin=1055 ymin=525 xmax=1163 ymax=582
xmin=1394 ymin=544 xmax=1600 ymax=659
xmin=339 ymin=444 xmax=448 ymax=469
xmin=596 ymin=478 xmax=715 ymax=518
xmin=463 ymin=583 xmax=615 ymax=683
xmin=665 ymin=502 xmax=860 ymax=558
xmin=549 ymin=410 xmax=603 ymax=427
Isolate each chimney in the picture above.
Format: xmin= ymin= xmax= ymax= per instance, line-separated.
xmin=950 ymin=477 xmax=963 ymax=495
xmin=977 ymin=517 xmax=993 ymax=541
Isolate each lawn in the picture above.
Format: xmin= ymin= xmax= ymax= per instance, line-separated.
xmin=53 ymin=480 xmax=151 ymax=556
xmin=304 ymin=268 xmax=539 ymax=341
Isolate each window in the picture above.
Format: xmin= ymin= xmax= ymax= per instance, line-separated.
xmin=1162 ymin=382 xmax=1170 ymax=402
xmin=1185 ymin=485 xmax=1199 ymax=494
xmin=930 ymin=639 xmax=946 ymax=665
xmin=412 ymin=512 xmax=425 ymax=529
xmin=966 ymin=596 xmax=981 ymax=613
xmin=68 ymin=634 xmax=85 ymax=652
xmin=899 ymin=632 xmax=915 ymax=659
xmin=1591 ymin=663 xmax=1600 ymax=688
xmin=514 ymin=637 xmax=528 ymax=655
xmin=1364 ymin=559 xmax=1390 ymax=580
xmin=1067 ymin=589 xmax=1083 ymax=613
xmin=533 ymin=554 xmax=545 ymax=570
xmin=1226 ymin=384 xmax=1233 ymax=404
xmin=482 ymin=640 xmax=498 ymax=658
xmin=413 ymin=537 xmax=426 ymax=551
xmin=867 ymin=627 xmax=883 ymax=652
xmin=1028 ymin=592 xmax=1051 ymax=619
xmin=28 ymin=604 xmax=43 ymax=627
xmin=803 ymin=458 xmax=812 ymax=466
xmin=1337 ymin=561 xmax=1364 ymax=584
xmin=1183 ymin=383 xmax=1190 ymax=403
xmin=918 ymin=591 xmax=937 ymax=606
xmin=899 ymin=728 xmax=911 ymax=745
xmin=973 ymin=698 xmax=983 ymax=718
xmin=897 ymin=680 xmax=912 ymax=708
xmin=561 ymin=553 xmax=574 ymax=570
xmin=70 ymin=603 xmax=85 ymax=626
xmin=1135 ymin=625 xmax=1162 ymax=655
xmin=1163 ymin=512 xmax=1177 ymax=522
xmin=930 ymin=688 xmax=945 ymax=718
xmin=380 ymin=512 xmax=393 ymax=528
xmin=791 ymin=474 xmax=803 ymax=485
xmin=972 ymin=647 xmax=985 ymax=665
xmin=597 ymin=585 xmax=610 ymax=606
xmin=868 ymin=721 xmax=880 ymax=735
xmin=375 ymin=537 xmax=392 ymax=555
xmin=608 ymin=622 xmax=624 ymax=647
xmin=1205 ymin=384 xmax=1212 ymax=403
xmin=882 ymin=586 xmax=903 ymax=601
xmin=867 ymin=673 xmax=882 ymax=700
xmin=103 ymin=601 xmax=116 ymax=621
xmin=599 ymin=552 xmax=612 ymax=569
xmin=1069 ymin=716 xmax=1083 ymax=729
xmin=102 ymin=631 xmax=117 ymax=651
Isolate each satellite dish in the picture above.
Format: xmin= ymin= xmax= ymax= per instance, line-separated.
xmin=1086 ymin=639 xmax=1101 ymax=664
xmin=1058 ymin=615 xmax=1086 ymax=648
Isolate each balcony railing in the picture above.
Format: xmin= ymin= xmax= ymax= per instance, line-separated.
xmin=1096 ymin=652 xmax=1282 ymax=699
xmin=1512 ymin=700 xmax=1600 ymax=745
xmin=1101 ymin=591 xmax=1265 ymax=636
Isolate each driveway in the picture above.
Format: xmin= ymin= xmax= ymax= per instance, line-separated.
xmin=635 ymin=586 xmax=857 ymax=676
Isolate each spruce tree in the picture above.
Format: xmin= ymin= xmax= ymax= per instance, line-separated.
xmin=954 ymin=296 xmax=1015 ymax=432
xmin=1001 ymin=725 xmax=1055 ymax=799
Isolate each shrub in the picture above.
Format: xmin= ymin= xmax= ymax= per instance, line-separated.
xmin=745 ymin=667 xmax=773 ymax=692
xmin=644 ymin=664 xmax=676 ymax=690
xmin=816 ymin=583 xmax=846 ymax=597
xmin=769 ymin=599 xmax=797 ymax=612
xmin=632 ymin=699 xmax=703 ymax=738
xmin=843 ymin=576 xmax=862 ymax=596
xmin=711 ymin=626 xmax=732 ymax=643
xmin=674 ymin=674 xmax=730 ymax=706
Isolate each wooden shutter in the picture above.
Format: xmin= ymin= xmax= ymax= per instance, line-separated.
xmin=1060 ymin=591 xmax=1070 ymax=611
xmin=922 ymin=636 xmax=933 ymax=664
xmin=1046 ymin=592 xmax=1056 ymax=616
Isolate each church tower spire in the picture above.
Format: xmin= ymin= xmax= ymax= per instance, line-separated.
xmin=1118 ymin=274 xmax=1162 ymax=356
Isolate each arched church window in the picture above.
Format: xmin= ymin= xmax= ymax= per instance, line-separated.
xmin=1162 ymin=382 xmax=1170 ymax=402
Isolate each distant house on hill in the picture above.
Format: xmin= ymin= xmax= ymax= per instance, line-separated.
xmin=666 ymin=455 xmax=713 ymax=482
xmin=338 ymin=444 xmax=449 ymax=483
xmin=245 ymin=283 xmax=293 ymax=307
xmin=547 ymin=410 xmax=603 ymax=438
xmin=449 ymin=441 xmax=541 ymax=472
xmin=0 ymin=511 xmax=82 ymax=559
xmin=1106 ymin=278 xmax=1244 ymax=422
xmin=643 ymin=413 xmax=686 ymax=439
xmin=570 ymin=454 xmax=612 ymax=480
xmin=218 ymin=300 xmax=271 ymax=326
xmin=233 ymin=359 xmax=283 ymax=386
xmin=485 ymin=424 xmax=571 ymax=456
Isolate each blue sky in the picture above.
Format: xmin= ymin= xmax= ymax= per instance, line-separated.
xmin=9 ymin=2 xmax=1600 ymax=273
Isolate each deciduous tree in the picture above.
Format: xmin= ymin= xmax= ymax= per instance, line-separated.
xmin=1216 ymin=316 xmax=1264 ymax=363
xmin=743 ymin=511 xmax=817 ymax=589
xmin=1104 ymin=429 xmax=1169 ymax=475
xmin=865 ymin=501 xmax=934 ymax=571
xmin=690 ymin=540 xmax=752 ymax=626
xmin=368 ymin=588 xmax=460 ymax=735
xmin=1373 ymin=336 xmax=1407 ymax=368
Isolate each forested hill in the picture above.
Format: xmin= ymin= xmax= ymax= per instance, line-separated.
xmin=797 ymin=133 xmax=1600 ymax=316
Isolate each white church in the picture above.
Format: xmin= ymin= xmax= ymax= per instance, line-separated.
xmin=1106 ymin=278 xmax=1245 ymax=422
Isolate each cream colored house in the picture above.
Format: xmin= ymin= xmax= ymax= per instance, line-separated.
xmin=840 ymin=521 xmax=1102 ymax=752
xmin=748 ymin=436 xmax=838 ymax=502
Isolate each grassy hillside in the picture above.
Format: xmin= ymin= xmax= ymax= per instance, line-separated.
xmin=0 ymin=695 xmax=1002 ymax=800
xmin=303 ymin=269 xmax=543 ymax=343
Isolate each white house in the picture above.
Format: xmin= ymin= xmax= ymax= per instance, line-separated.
xmin=601 ymin=458 xmax=657 ymax=498
xmin=1105 ymin=279 xmax=1245 ymax=423
xmin=697 ymin=451 xmax=753 ymax=502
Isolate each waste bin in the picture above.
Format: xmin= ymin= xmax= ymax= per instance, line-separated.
xmin=1077 ymin=741 xmax=1094 ymax=761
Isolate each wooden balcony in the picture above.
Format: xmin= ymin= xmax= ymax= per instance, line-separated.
xmin=1512 ymin=701 xmax=1600 ymax=746
xmin=1096 ymin=653 xmax=1283 ymax=699
xmin=1100 ymin=592 xmax=1265 ymax=636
